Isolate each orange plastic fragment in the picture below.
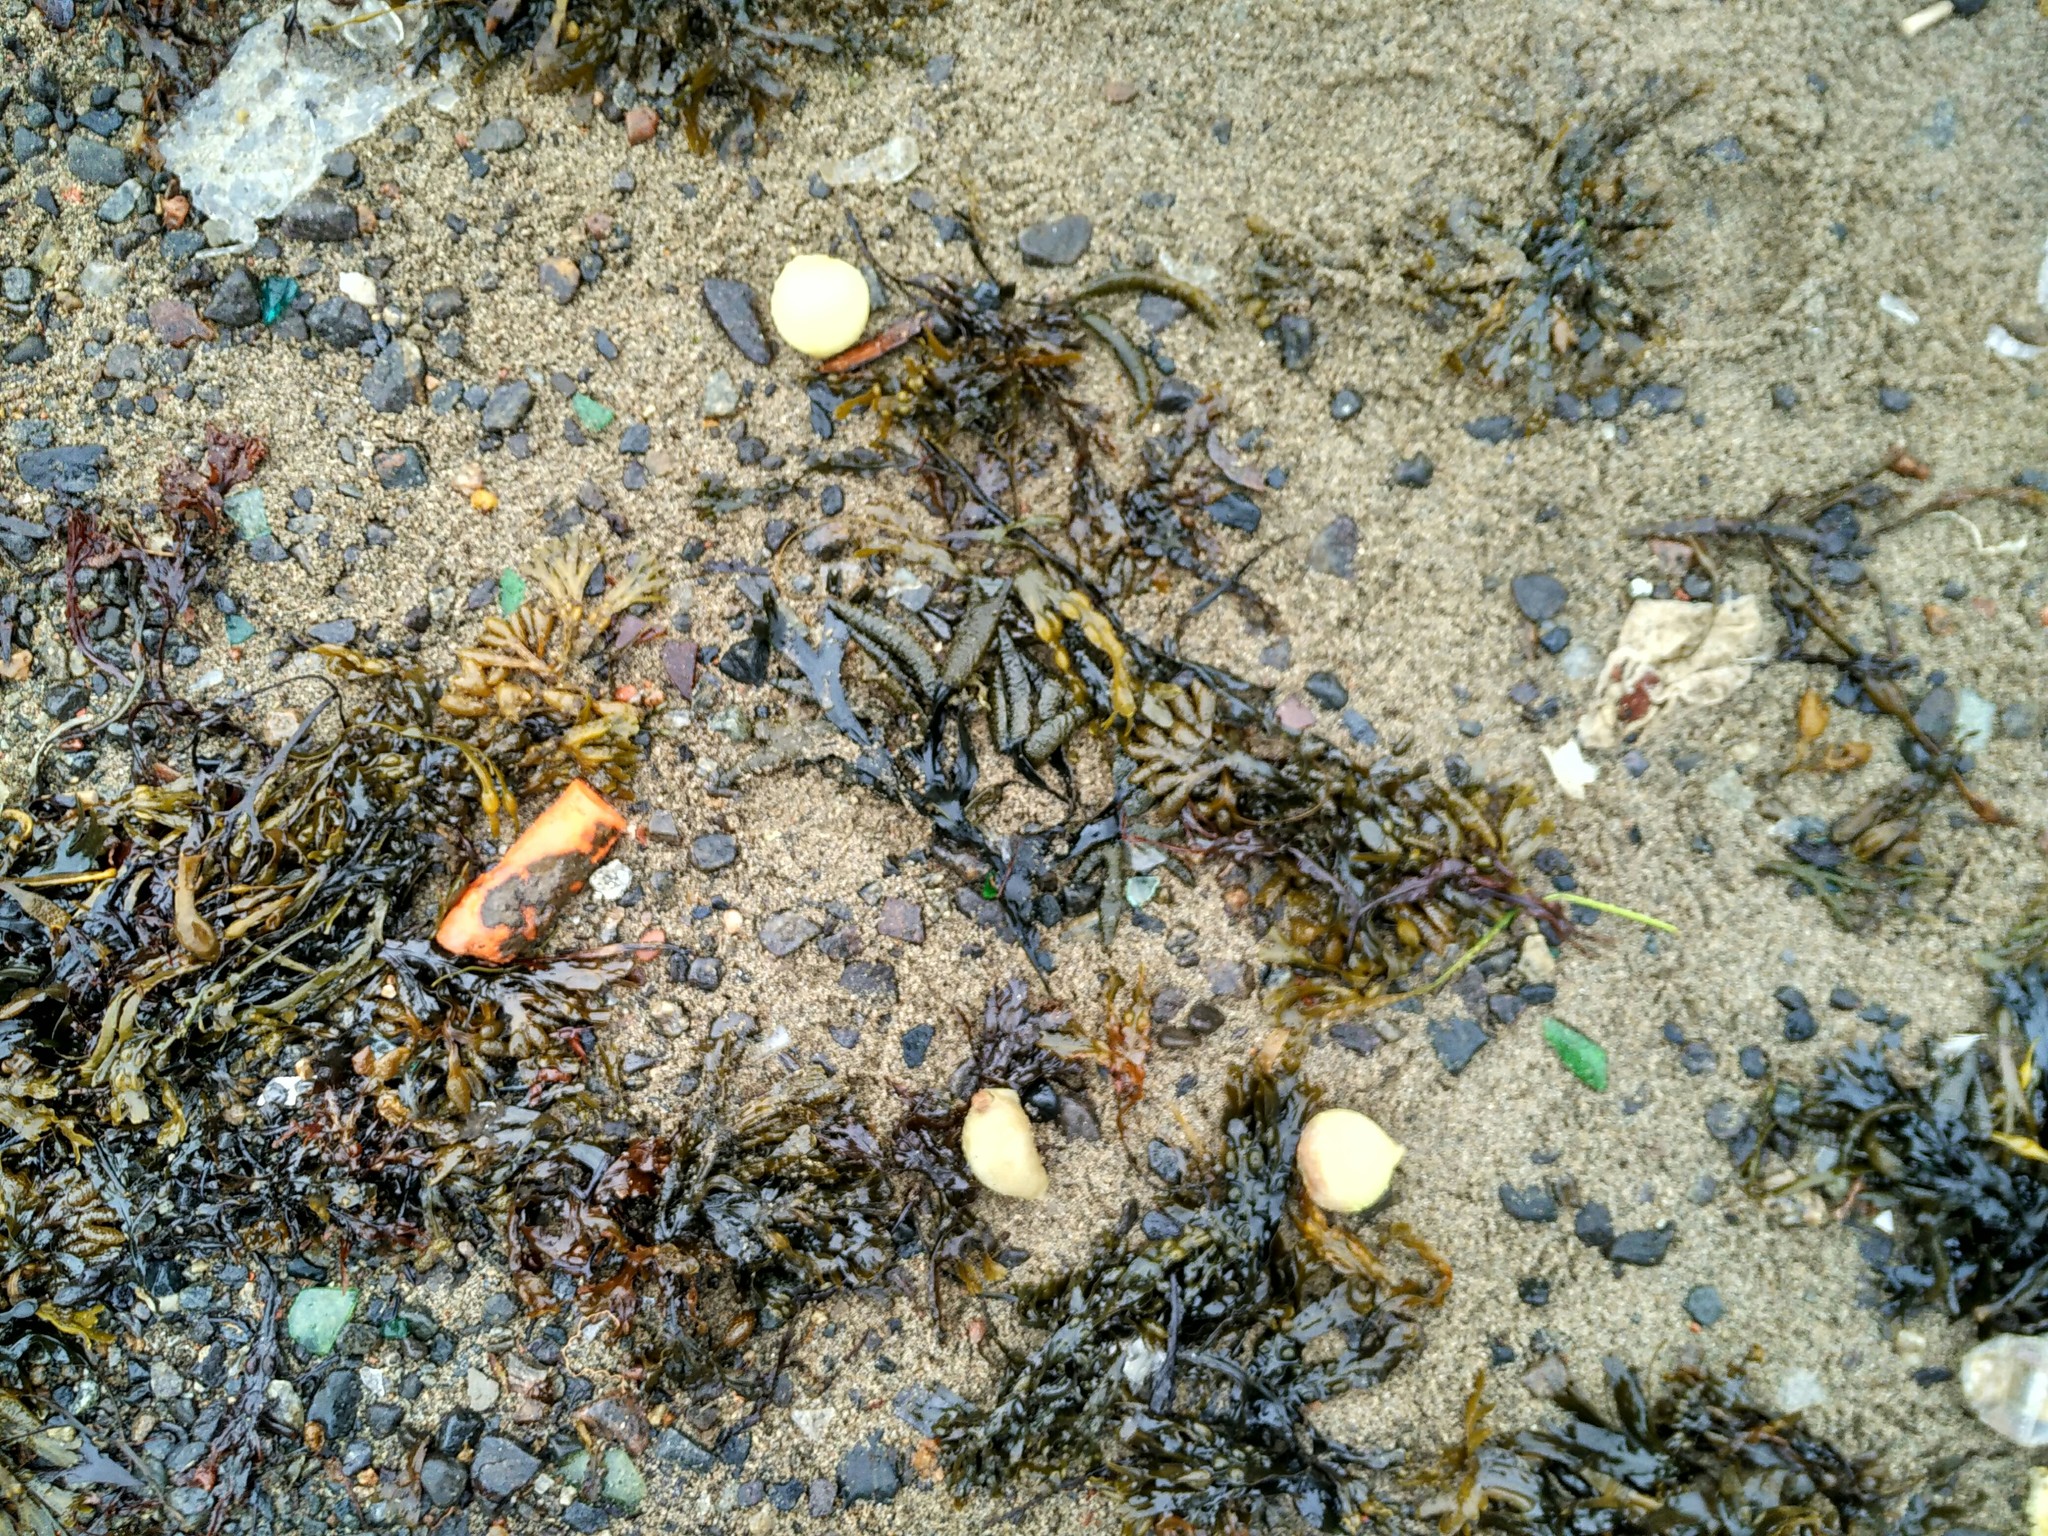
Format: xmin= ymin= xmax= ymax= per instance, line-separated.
xmin=435 ymin=779 xmax=626 ymax=962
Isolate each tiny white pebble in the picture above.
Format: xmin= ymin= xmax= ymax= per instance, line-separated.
xmin=770 ymin=253 xmax=871 ymax=359
xmin=1629 ymin=576 xmax=1655 ymax=598
xmin=338 ymin=271 xmax=377 ymax=307
xmin=588 ymin=859 xmax=632 ymax=901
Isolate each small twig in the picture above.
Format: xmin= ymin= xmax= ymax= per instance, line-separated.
xmin=1550 ymin=894 xmax=1678 ymax=934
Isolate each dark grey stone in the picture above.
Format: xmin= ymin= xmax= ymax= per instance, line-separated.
xmin=1464 ymin=414 xmax=1517 ymax=443
xmin=204 ymin=267 xmax=263 ymax=328
xmin=481 ymin=380 xmax=534 ymax=433
xmin=280 ymin=197 xmax=359 ymax=242
xmin=1391 ymin=454 xmax=1434 ymax=488
xmin=651 ymin=1429 xmax=715 ymax=1473
xmin=689 ymin=832 xmax=737 ymax=871
xmin=362 ymin=342 xmax=421 ymax=413
xmin=1609 ymin=1225 xmax=1675 ymax=1266
xmin=1206 ymin=492 xmax=1261 ymax=533
xmin=308 ymin=1369 xmax=361 ymax=1438
xmin=17 ymin=444 xmax=108 ymax=494
xmin=700 ymin=278 xmax=772 ymax=365
xmin=65 ymin=135 xmax=128 ymax=186
xmin=1683 ymin=1284 xmax=1724 ymax=1326
xmin=1016 ymin=214 xmax=1093 ymax=267
xmin=471 ymin=1436 xmax=541 ymax=1499
xmin=840 ymin=961 xmax=898 ymax=1001
xmin=1304 ymin=671 xmax=1347 ymax=710
xmin=1307 ymin=515 xmax=1356 ymax=579
xmin=1427 ymin=1016 xmax=1488 ymax=1075
xmin=838 ymin=1434 xmax=902 ymax=1504
xmin=1329 ymin=388 xmax=1362 ymax=421
xmin=307 ymin=296 xmax=374 ymax=349
xmin=1276 ymin=313 xmax=1313 ymax=371
xmin=420 ymin=1456 xmax=468 ymax=1507
xmin=1511 ymin=573 xmax=1568 ymax=623
xmin=1499 ymin=1184 xmax=1558 ymax=1222
xmin=899 ymin=1024 xmax=934 ymax=1068
xmin=1573 ymin=1202 xmax=1614 ymax=1251
xmin=759 ymin=911 xmax=819 ymax=957
xmin=422 ymin=286 xmax=467 ymax=322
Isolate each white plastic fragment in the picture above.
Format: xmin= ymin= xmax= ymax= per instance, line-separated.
xmin=1942 ymin=510 xmax=2028 ymax=557
xmin=1776 ymin=1367 xmax=1827 ymax=1414
xmin=769 ymin=253 xmax=871 ymax=358
xmin=1988 ymin=324 xmax=2046 ymax=362
xmin=1118 ymin=1336 xmax=1168 ymax=1390
xmin=821 ymin=134 xmax=920 ymax=188
xmin=1541 ymin=739 xmax=1598 ymax=800
xmin=1628 ymin=576 xmax=1655 ymax=598
xmin=159 ymin=10 xmax=429 ymax=245
xmin=1899 ymin=0 xmax=1954 ymax=35
xmin=1877 ymin=292 xmax=1921 ymax=326
xmin=1575 ymin=596 xmax=1768 ymax=751
xmin=1961 ymin=1334 xmax=2048 ymax=1447
xmin=588 ymin=859 xmax=633 ymax=901
xmin=258 ymin=1075 xmax=312 ymax=1110
xmin=1955 ymin=689 xmax=1997 ymax=755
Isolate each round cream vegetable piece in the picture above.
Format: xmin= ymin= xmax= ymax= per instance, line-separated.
xmin=1295 ymin=1107 xmax=1404 ymax=1213
xmin=770 ymin=253 xmax=871 ymax=360
xmin=961 ymin=1086 xmax=1048 ymax=1199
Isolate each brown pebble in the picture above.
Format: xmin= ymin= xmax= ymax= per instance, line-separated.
xmin=624 ymin=105 xmax=658 ymax=145
xmin=147 ymin=298 xmax=213 ymax=347
xmin=1103 ymin=78 xmax=1138 ymax=103
xmin=1923 ymin=602 xmax=1955 ymax=636
xmin=161 ymin=194 xmax=189 ymax=229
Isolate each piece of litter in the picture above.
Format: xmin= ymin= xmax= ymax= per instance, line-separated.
xmin=821 ymin=135 xmax=920 ymax=188
xmin=1542 ymin=1017 xmax=1608 ymax=1092
xmin=1988 ymin=325 xmax=2045 ymax=363
xmin=1541 ymin=739 xmax=1598 ymax=800
xmin=499 ymin=568 xmax=527 ymax=617
xmin=159 ymin=12 xmax=428 ymax=245
xmin=1124 ymin=874 xmax=1161 ymax=908
xmin=1955 ymin=689 xmax=1996 ymax=756
xmin=1628 ymin=576 xmax=1655 ymax=598
xmin=1575 ymin=596 xmax=1767 ymax=752
xmin=588 ymin=860 xmax=633 ymax=902
xmin=1877 ymin=292 xmax=1921 ymax=326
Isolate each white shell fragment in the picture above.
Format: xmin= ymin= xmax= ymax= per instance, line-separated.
xmin=961 ymin=1087 xmax=1048 ymax=1199
xmin=1988 ymin=324 xmax=2046 ymax=363
xmin=770 ymin=254 xmax=872 ymax=360
xmin=1295 ymin=1108 xmax=1404 ymax=1213
xmin=1961 ymin=1334 xmax=2048 ymax=1447
xmin=1877 ymin=291 xmax=1921 ymax=326
xmin=1575 ymin=596 xmax=1767 ymax=752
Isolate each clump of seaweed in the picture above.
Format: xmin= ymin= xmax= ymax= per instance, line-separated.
xmin=1418 ymin=1356 xmax=1950 ymax=1534
xmin=1410 ymin=72 xmax=1702 ymax=417
xmin=1637 ymin=459 xmax=2041 ymax=931
xmin=936 ymin=1035 xmax=1448 ymax=1533
xmin=390 ymin=529 xmax=667 ymax=800
xmin=1743 ymin=897 xmax=2048 ymax=1333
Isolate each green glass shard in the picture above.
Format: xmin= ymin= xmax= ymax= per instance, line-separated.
xmin=1542 ymin=1017 xmax=1607 ymax=1092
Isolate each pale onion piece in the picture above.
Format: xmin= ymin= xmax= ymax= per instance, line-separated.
xmin=961 ymin=1087 xmax=1048 ymax=1199
xmin=1295 ymin=1108 xmax=1404 ymax=1213
xmin=770 ymin=253 xmax=871 ymax=359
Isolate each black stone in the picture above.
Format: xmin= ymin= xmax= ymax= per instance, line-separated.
xmin=1877 ymin=387 xmax=1913 ymax=414
xmin=307 ymin=619 xmax=357 ymax=645
xmin=1574 ymin=1202 xmax=1614 ymax=1251
xmin=307 ymin=296 xmax=374 ymax=349
xmin=1738 ymin=1045 xmax=1768 ymax=1079
xmin=420 ymin=1457 xmax=468 ymax=1507
xmin=1518 ymin=1277 xmax=1551 ymax=1306
xmin=1016 ymin=214 xmax=1093 ymax=267
xmin=1304 ymin=671 xmax=1347 ymax=710
xmin=65 ymin=135 xmax=128 ymax=186
xmin=1464 ymin=414 xmax=1517 ymax=443
xmin=1307 ymin=516 xmax=1356 ymax=579
xmin=1427 ymin=1016 xmax=1489 ymax=1075
xmin=1206 ymin=492 xmax=1261 ymax=533
xmin=1327 ymin=1022 xmax=1378 ymax=1057
xmin=1498 ymin=1184 xmax=1558 ymax=1223
xmin=1391 ymin=454 xmax=1434 ymax=488
xmin=837 ymin=1435 xmax=901 ymax=1504
xmin=898 ymin=1024 xmax=934 ymax=1069
xmin=840 ymin=961 xmax=898 ymax=1000
xmin=717 ymin=635 xmax=768 ymax=684
xmin=1783 ymin=1010 xmax=1817 ymax=1042
xmin=482 ymin=380 xmax=534 ymax=433
xmin=307 ymin=1369 xmax=361 ymax=1438
xmin=1609 ymin=1225 xmax=1675 ymax=1266
xmin=689 ymin=833 xmax=737 ymax=871
xmin=280 ymin=197 xmax=360 ymax=242
xmin=1511 ymin=572 xmax=1568 ymax=623
xmin=1632 ymin=382 xmax=1685 ymax=415
xmin=471 ymin=1436 xmax=540 ymax=1499
xmin=434 ymin=1409 xmax=484 ymax=1455
xmin=700 ymin=278 xmax=772 ymax=365
xmin=17 ymin=444 xmax=109 ymax=494
xmin=1329 ymin=388 xmax=1362 ymax=421
xmin=1146 ymin=1139 xmax=1187 ymax=1183
xmin=204 ymin=267 xmax=263 ymax=329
